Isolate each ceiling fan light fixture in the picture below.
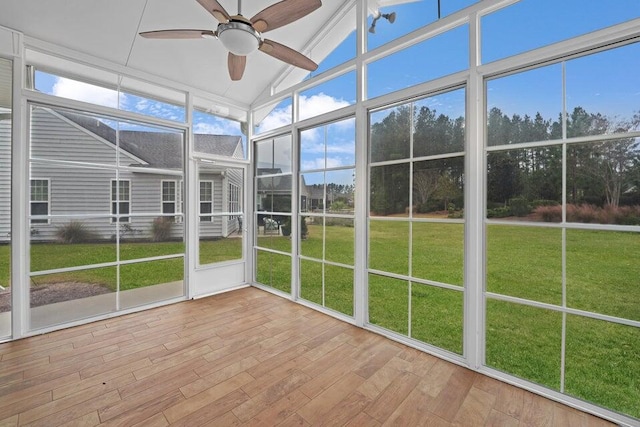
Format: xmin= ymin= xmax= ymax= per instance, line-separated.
xmin=217 ymin=21 xmax=260 ymax=56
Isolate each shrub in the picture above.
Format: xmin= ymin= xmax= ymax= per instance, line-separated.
xmin=151 ymin=217 xmax=173 ymax=242
xmin=55 ymin=221 xmax=97 ymax=243
xmin=531 ymin=199 xmax=560 ymax=208
xmin=509 ymin=197 xmax=531 ymax=217
xmin=535 ymin=205 xmax=562 ymax=222
xmin=487 ymin=206 xmax=512 ymax=218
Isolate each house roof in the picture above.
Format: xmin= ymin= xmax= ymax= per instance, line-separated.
xmin=59 ymin=110 xmax=243 ymax=168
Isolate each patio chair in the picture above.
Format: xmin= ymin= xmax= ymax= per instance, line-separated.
xmin=264 ymin=218 xmax=280 ymax=235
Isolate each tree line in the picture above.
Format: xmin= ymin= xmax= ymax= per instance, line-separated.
xmin=369 ymin=103 xmax=640 ymax=216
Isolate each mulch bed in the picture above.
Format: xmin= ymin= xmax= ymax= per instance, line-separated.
xmin=0 ymin=282 xmax=111 ymax=312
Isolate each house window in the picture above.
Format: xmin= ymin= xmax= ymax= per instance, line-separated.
xmin=161 ymin=180 xmax=178 ymax=222
xmin=200 ymin=181 xmax=213 ymax=222
xmin=228 ymin=182 xmax=240 ymax=218
xmin=30 ymin=179 xmax=50 ymax=224
xmin=111 ymin=180 xmax=130 ymax=223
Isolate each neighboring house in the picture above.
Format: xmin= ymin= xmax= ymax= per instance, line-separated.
xmin=0 ymin=106 xmax=243 ymax=243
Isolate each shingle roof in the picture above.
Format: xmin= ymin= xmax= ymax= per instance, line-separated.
xmin=59 ymin=110 xmax=243 ymax=168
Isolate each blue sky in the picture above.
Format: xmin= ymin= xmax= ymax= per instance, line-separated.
xmin=35 ymin=0 xmax=640 ymax=180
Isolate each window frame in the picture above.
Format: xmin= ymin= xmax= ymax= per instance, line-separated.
xmin=30 ymin=178 xmax=50 ymax=225
xmin=161 ymin=179 xmax=178 ymax=223
xmin=199 ymin=180 xmax=214 ymax=222
xmin=110 ymin=179 xmax=131 ymax=223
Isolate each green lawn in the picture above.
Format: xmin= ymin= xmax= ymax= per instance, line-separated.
xmin=1 ymin=223 xmax=638 ymax=419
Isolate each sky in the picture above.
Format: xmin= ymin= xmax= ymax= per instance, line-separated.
xmin=33 ymin=0 xmax=640 ymax=183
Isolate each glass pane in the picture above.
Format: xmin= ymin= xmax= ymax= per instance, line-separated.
xmin=325 ymin=217 xmax=354 ymax=266
xmin=368 ymin=274 xmax=408 ymax=335
xmin=412 ymin=222 xmax=463 ymax=286
xmin=370 ymin=105 xmax=411 ymax=163
xmin=118 ymin=216 xmax=184 ymax=262
xmin=29 ymin=163 xmax=116 ymax=219
xmin=485 ymin=299 xmax=562 ymax=390
xmin=565 ymin=315 xmax=640 ymax=419
xmin=411 ymin=284 xmax=463 ymax=354
xmin=326 ymin=170 xmax=355 ymax=214
xmin=300 ymin=172 xmax=324 ymax=213
xmin=0 ymin=57 xmax=11 ymax=338
xmin=481 ymin=0 xmax=640 ymax=64
xmin=119 ymin=258 xmax=184 ymax=309
xmin=34 ymin=71 xmax=120 ymax=109
xmin=30 ymin=267 xmax=117 ymax=330
xmin=567 ymin=140 xmax=640 ymax=221
xmin=486 ymin=64 xmax=562 ymax=146
xmin=366 ymin=0 xmax=476 ymax=52
xmin=199 ymin=216 xmax=243 ymax=265
xmin=369 ymin=220 xmax=409 ymax=276
xmin=367 ymin=25 xmax=469 ymax=99
xmin=566 ymin=43 xmax=640 ymax=137
xmin=118 ymin=87 xmax=185 ymax=123
xmin=566 ymin=229 xmax=640 ymax=321
xmin=299 ymin=72 xmax=355 ymax=121
xmin=30 ymin=106 xmax=117 ymax=165
xmin=312 ymin=7 xmax=356 ymax=74
xmin=256 ymin=250 xmax=291 ymax=294
xmin=300 ymin=259 xmax=323 ymax=306
xmin=413 ymin=157 xmax=464 ymax=216
xmin=193 ymin=109 xmax=246 ymax=160
xmin=256 ymin=215 xmax=291 ymax=253
xmin=254 ymin=98 xmax=292 ymax=135
xmin=256 ymin=176 xmax=292 ymax=214
xmin=413 ymin=89 xmax=465 ymax=157
xmin=370 ymin=163 xmax=410 ymax=217
xmin=300 ymin=128 xmax=326 ymax=171
xmin=31 ymin=219 xmax=117 ymax=271
xmin=487 ymin=147 xmax=563 ymax=221
xmin=487 ymin=225 xmax=562 ymax=305
xmin=327 ymin=118 xmax=356 ymax=167
xmin=300 ymin=216 xmax=322 ymax=260
xmin=325 ymin=264 xmax=353 ymax=317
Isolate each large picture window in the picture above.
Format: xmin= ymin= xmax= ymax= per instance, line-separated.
xmin=30 ymin=179 xmax=50 ymax=224
xmin=368 ymin=88 xmax=466 ymax=355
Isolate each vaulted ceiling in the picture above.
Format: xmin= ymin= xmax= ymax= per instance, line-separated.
xmin=0 ymin=0 xmax=357 ymax=107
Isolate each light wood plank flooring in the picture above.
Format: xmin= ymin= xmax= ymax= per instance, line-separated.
xmin=0 ymin=287 xmax=615 ymax=426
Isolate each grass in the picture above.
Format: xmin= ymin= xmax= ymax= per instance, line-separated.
xmin=1 ymin=222 xmax=638 ymax=419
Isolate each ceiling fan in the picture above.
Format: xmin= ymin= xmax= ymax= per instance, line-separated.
xmin=140 ymin=0 xmax=321 ymax=81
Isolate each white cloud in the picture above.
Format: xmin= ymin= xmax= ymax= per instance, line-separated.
xmin=301 ymin=158 xmax=326 ymax=170
xmin=299 ymin=93 xmax=350 ymax=121
xmin=194 ymin=117 xmax=242 ymax=135
xmin=52 ymin=77 xmax=122 ymax=109
xmin=255 ymin=105 xmax=292 ymax=134
xmin=256 ymin=93 xmax=351 ymax=134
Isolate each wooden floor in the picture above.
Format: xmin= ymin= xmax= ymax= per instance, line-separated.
xmin=0 ymin=287 xmax=615 ymax=427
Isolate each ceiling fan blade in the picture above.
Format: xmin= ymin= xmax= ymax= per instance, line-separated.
xmin=251 ymin=0 xmax=322 ymax=33
xmin=139 ymin=29 xmax=216 ymax=39
xmin=259 ymin=39 xmax=318 ymax=72
xmin=196 ymin=0 xmax=230 ymax=23
xmin=228 ymin=52 xmax=247 ymax=81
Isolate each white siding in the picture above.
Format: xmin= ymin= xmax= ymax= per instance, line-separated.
xmin=0 ymin=114 xmax=9 ymax=241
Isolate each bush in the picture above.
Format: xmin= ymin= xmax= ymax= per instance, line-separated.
xmin=509 ymin=197 xmax=531 ymax=217
xmin=281 ymin=218 xmax=308 ymax=238
xmin=487 ymin=206 xmax=512 ymax=218
xmin=151 ymin=217 xmax=173 ymax=242
xmin=531 ymin=199 xmax=560 ymax=208
xmin=55 ymin=221 xmax=97 ymax=243
xmin=535 ymin=205 xmax=562 ymax=222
